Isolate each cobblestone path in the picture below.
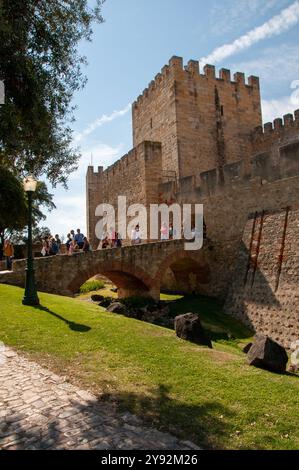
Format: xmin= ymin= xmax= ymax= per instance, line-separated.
xmin=0 ymin=347 xmax=199 ymax=450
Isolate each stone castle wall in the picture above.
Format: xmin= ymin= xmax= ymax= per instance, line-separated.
xmin=224 ymin=208 xmax=299 ymax=348
xmin=86 ymin=55 xmax=299 ymax=346
xmin=132 ymin=56 xmax=262 ymax=180
xmin=158 ymin=109 xmax=299 ymax=238
xmin=86 ymin=141 xmax=162 ymax=248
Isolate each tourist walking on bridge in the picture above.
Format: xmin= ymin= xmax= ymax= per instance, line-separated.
xmin=82 ymin=237 xmax=91 ymax=252
xmin=161 ymin=222 xmax=168 ymax=241
xmin=41 ymin=237 xmax=50 ymax=256
xmin=55 ymin=234 xmax=61 ymax=253
xmin=4 ymin=239 xmax=14 ymax=270
xmin=66 ymin=233 xmax=72 ymax=252
xmin=75 ymin=229 xmax=85 ymax=249
xmin=131 ymin=224 xmax=141 ymax=245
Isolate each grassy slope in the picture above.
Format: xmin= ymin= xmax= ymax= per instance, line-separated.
xmin=0 ymin=284 xmax=298 ymax=450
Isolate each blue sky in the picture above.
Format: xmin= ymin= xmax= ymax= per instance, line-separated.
xmin=44 ymin=0 xmax=299 ymax=238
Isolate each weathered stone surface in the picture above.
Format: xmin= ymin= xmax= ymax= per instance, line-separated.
xmin=225 ymin=207 xmax=299 ymax=348
xmin=175 ymin=313 xmax=212 ymax=348
xmin=0 ymin=239 xmax=215 ymax=302
xmin=247 ymin=335 xmax=288 ymax=373
xmin=106 ymin=302 xmax=127 ymax=315
xmin=0 ymin=346 xmax=200 ymax=450
xmin=84 ymin=54 xmax=299 ymax=349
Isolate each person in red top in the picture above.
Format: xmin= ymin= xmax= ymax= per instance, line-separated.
xmin=4 ymin=239 xmax=14 ymax=270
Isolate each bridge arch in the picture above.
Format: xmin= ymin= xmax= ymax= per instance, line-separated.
xmin=67 ymin=258 xmax=160 ymax=299
xmin=156 ymin=249 xmax=211 ymax=294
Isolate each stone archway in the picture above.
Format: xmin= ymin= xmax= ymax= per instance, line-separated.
xmin=157 ymin=250 xmax=211 ymax=295
xmin=67 ymin=259 xmax=160 ymax=299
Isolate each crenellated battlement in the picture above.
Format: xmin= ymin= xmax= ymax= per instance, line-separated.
xmin=87 ymin=142 xmax=162 ymax=183
xmin=86 ymin=165 xmax=103 ymax=176
xmin=132 ymin=55 xmax=260 ymax=111
xmin=251 ymin=109 xmax=299 ymax=163
xmin=252 ymin=109 xmax=299 ymax=140
xmin=158 ymin=133 xmax=299 ymax=202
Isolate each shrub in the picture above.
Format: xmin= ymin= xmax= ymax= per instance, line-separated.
xmin=79 ymin=279 xmax=105 ymax=294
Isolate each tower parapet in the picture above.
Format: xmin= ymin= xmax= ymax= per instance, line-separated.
xmin=253 ymin=109 xmax=299 ymax=138
xmin=133 ymin=56 xmax=260 ymax=111
xmin=133 ymin=55 xmax=262 ymax=180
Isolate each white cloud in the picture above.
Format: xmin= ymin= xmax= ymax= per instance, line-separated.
xmin=201 ymin=1 xmax=299 ymax=66
xmin=44 ymin=103 xmax=129 ymax=236
xmin=70 ymin=141 xmax=124 ymax=180
xmin=262 ymin=95 xmax=298 ymax=122
xmin=232 ymin=44 xmax=299 ymax=82
xmin=74 ymin=104 xmax=131 ymax=143
xmin=45 ymin=195 xmax=86 ymax=238
xmin=44 ymin=141 xmax=125 ymax=236
xmin=209 ymin=0 xmax=289 ymax=36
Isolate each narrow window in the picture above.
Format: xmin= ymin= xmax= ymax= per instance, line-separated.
xmin=150 ymin=118 xmax=153 ymax=129
xmin=221 ymin=105 xmax=224 ymax=116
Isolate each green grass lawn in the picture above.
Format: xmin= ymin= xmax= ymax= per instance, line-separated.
xmin=0 ymin=284 xmax=298 ymax=450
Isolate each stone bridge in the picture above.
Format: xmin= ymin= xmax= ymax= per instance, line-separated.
xmin=0 ymin=240 xmax=230 ymax=300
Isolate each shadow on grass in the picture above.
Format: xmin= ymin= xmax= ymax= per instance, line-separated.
xmin=33 ymin=305 xmax=91 ymax=332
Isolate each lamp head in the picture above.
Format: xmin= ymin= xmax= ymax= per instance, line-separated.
xmin=23 ymin=175 xmax=37 ymax=193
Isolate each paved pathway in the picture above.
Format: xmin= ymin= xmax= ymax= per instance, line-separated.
xmin=0 ymin=347 xmax=199 ymax=450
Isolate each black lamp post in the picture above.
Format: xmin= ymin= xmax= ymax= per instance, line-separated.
xmin=22 ymin=176 xmax=39 ymax=306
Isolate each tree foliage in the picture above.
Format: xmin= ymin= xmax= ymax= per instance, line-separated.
xmin=0 ymin=165 xmax=27 ymax=232
xmin=0 ymin=0 xmax=105 ymax=185
xmin=0 ymin=166 xmax=56 ymax=238
xmin=10 ymin=225 xmax=52 ymax=245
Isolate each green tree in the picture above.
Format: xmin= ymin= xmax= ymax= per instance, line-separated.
xmin=0 ymin=0 xmax=104 ymax=185
xmin=31 ymin=181 xmax=56 ymax=225
xmin=0 ymin=166 xmax=27 ymax=234
xmin=10 ymin=226 xmax=52 ymax=245
xmin=0 ymin=166 xmax=56 ymax=256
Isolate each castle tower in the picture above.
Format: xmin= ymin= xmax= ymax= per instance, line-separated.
xmin=132 ymin=56 xmax=262 ymax=183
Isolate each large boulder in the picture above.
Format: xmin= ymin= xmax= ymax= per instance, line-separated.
xmin=247 ymin=335 xmax=288 ymax=373
xmin=174 ymin=313 xmax=212 ymax=348
xmin=106 ymin=302 xmax=127 ymax=315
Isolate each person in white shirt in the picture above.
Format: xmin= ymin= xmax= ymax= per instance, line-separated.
xmin=131 ymin=224 xmax=141 ymax=245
